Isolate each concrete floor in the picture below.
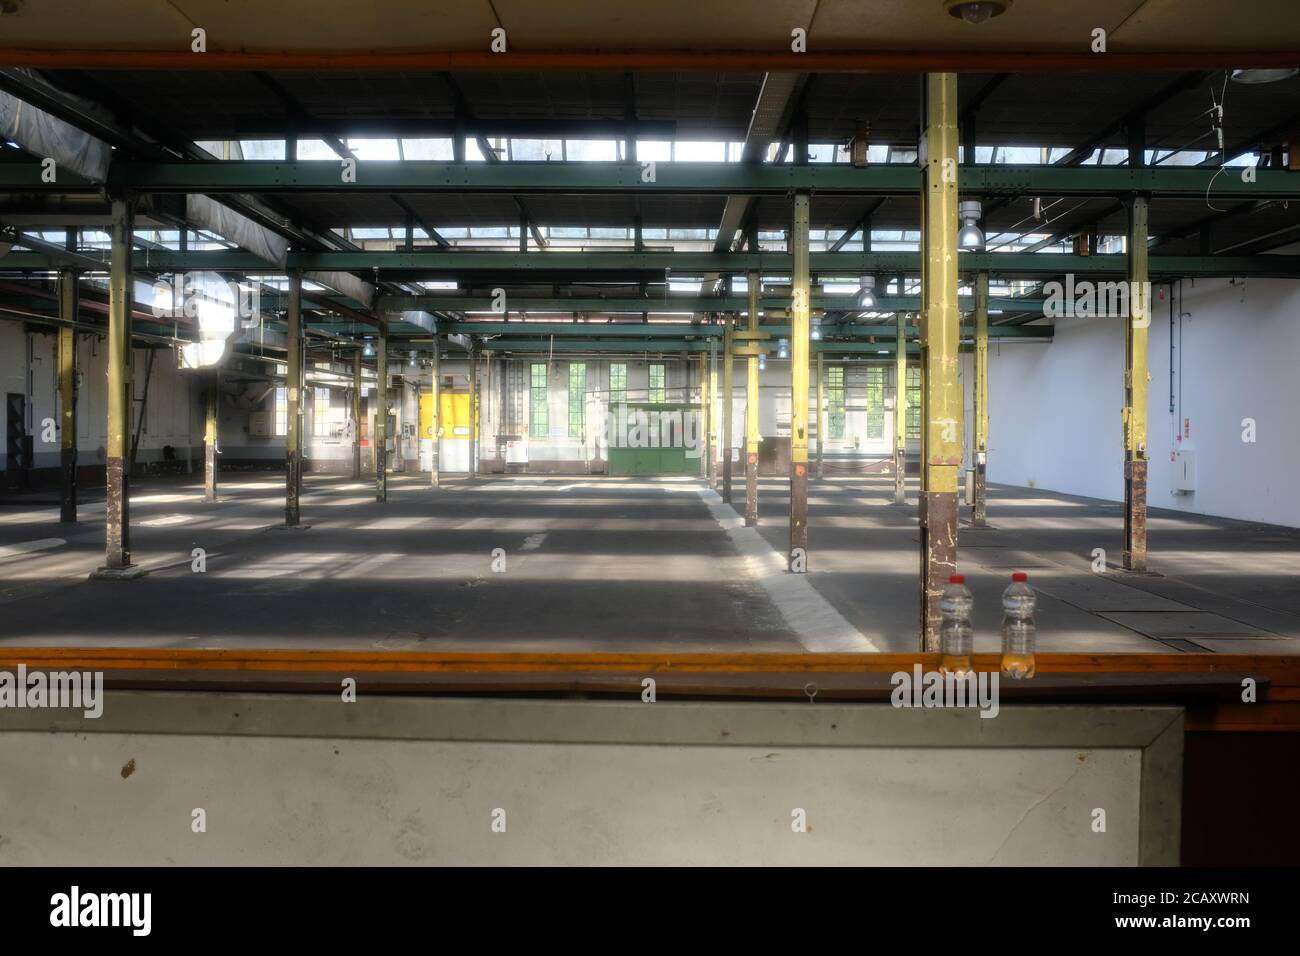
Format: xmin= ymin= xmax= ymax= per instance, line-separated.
xmin=1 ymin=471 xmax=1297 ymax=654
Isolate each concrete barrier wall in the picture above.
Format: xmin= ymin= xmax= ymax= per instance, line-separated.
xmin=0 ymin=693 xmax=1182 ymax=866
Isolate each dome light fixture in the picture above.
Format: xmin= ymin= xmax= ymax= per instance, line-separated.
xmin=811 ymin=316 xmax=822 ymax=341
xmin=958 ymin=200 xmax=985 ymax=251
xmin=758 ymin=353 xmax=767 ymax=372
xmin=943 ymin=0 xmax=1012 ymax=25
xmin=1230 ymin=68 xmax=1299 ymax=84
xmin=857 ymin=275 xmax=877 ymax=310
xmin=777 ymin=338 xmax=789 ymax=359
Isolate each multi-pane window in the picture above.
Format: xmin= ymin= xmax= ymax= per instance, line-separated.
xmin=906 ymin=366 xmax=922 ymax=440
xmin=827 ymin=367 xmax=846 ymax=440
xmin=312 ymin=387 xmax=331 ymax=437
xmin=865 ymin=367 xmax=885 ymax=439
xmin=530 ymin=363 xmax=549 ymax=436
xmin=568 ymin=363 xmax=587 ymax=438
xmin=609 ymin=363 xmax=627 ymax=406
xmin=274 ymin=387 xmax=288 ymax=437
xmin=648 ymin=364 xmax=666 ymax=403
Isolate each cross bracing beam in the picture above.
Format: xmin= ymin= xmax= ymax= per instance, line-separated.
xmin=5 ymin=250 xmax=1297 ymax=278
xmin=7 ymin=161 xmax=1300 ymax=200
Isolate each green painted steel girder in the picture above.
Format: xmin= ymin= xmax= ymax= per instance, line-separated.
xmin=5 ymin=250 xmax=1297 ymax=278
xmin=437 ymin=321 xmax=1052 ymax=339
xmin=6 ymin=161 xmax=1300 ymax=200
xmin=411 ymin=337 xmax=941 ymax=356
xmin=376 ymin=294 xmax=1049 ymax=313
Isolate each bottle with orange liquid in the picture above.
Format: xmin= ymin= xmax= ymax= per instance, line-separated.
xmin=1000 ymin=571 xmax=1036 ymax=679
xmin=939 ymin=574 xmax=974 ymax=676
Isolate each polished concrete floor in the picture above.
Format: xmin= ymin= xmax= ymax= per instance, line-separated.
xmin=1 ymin=471 xmax=1297 ymax=654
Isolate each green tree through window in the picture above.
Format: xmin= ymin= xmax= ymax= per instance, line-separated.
xmin=568 ymin=363 xmax=587 ymax=438
xmin=906 ymin=366 xmax=921 ymax=439
xmin=530 ymin=363 xmax=548 ymax=436
xmin=827 ymin=367 xmax=845 ymax=440
xmin=649 ymin=364 xmax=666 ymax=403
xmin=609 ymin=363 xmax=627 ymax=406
xmin=866 ymin=367 xmax=885 ymax=439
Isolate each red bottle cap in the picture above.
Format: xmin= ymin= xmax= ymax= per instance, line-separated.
xmin=1011 ymin=572 xmax=1028 ymax=582
xmin=949 ymin=574 xmax=965 ymax=584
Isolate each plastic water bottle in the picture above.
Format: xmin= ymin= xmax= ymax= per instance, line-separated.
xmin=939 ymin=574 xmax=974 ymax=676
xmin=1000 ymin=572 xmax=1036 ymax=679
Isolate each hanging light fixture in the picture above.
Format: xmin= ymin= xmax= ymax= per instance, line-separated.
xmin=857 ymin=275 xmax=877 ymax=309
xmin=1231 ymin=68 xmax=1298 ymax=84
xmin=943 ymin=0 xmax=1012 ymax=24
xmin=811 ymin=316 xmax=822 ymax=341
xmin=958 ymin=200 xmax=985 ymax=251
xmin=363 ymin=338 xmax=375 ymax=357
xmin=759 ymin=353 xmax=767 ymax=372
xmin=777 ymin=338 xmax=789 ymax=359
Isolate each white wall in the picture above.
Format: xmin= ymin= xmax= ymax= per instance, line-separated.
xmin=0 ymin=320 xmax=204 ymax=473
xmin=980 ymin=277 xmax=1300 ymax=528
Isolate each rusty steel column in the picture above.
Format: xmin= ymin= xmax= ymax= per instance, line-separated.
xmin=430 ymin=332 xmax=441 ymax=487
xmin=284 ymin=270 xmax=303 ymax=526
xmin=58 ymin=271 xmax=78 ymax=523
xmin=815 ymin=350 xmax=825 ymax=480
xmin=1123 ymin=195 xmax=1150 ymax=571
xmin=972 ymin=270 xmax=989 ymax=527
xmin=351 ymin=349 xmax=362 ymax=480
xmin=721 ymin=314 xmax=734 ymax=503
xmin=789 ymin=190 xmax=811 ymax=572
xmin=466 ymin=341 xmax=477 ymax=483
xmin=204 ymin=368 xmax=219 ymax=502
xmin=102 ymin=197 xmax=133 ymax=570
xmin=918 ymin=73 xmax=962 ymax=650
xmin=744 ymin=278 xmax=760 ymax=525
xmin=375 ymin=324 xmax=388 ymax=500
xmin=894 ymin=315 xmax=907 ymax=505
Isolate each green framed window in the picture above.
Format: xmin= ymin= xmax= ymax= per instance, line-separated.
xmin=530 ymin=363 xmax=548 ymax=436
xmin=866 ymin=367 xmax=885 ymax=439
xmin=568 ymin=363 xmax=587 ymax=438
xmin=648 ymin=363 xmax=666 ymax=403
xmin=312 ymin=387 xmax=330 ymax=438
xmin=827 ymin=367 xmax=846 ymax=440
xmin=906 ymin=366 xmax=921 ymax=440
xmin=609 ymin=363 xmax=627 ymax=406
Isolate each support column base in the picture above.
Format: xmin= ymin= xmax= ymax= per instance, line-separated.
xmin=89 ymin=564 xmax=148 ymax=581
xmin=918 ymin=489 xmax=959 ymax=653
xmin=789 ymin=460 xmax=808 ymax=572
xmin=1124 ymin=458 xmax=1148 ymax=572
xmin=744 ymin=453 xmax=758 ymax=526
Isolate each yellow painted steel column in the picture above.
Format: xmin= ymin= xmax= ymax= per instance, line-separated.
xmin=789 ymin=190 xmax=811 ymax=572
xmin=744 ymin=278 xmax=760 ymax=525
xmin=430 ymin=333 xmax=441 ymax=487
xmin=351 ymin=350 xmax=362 ymax=480
xmin=285 ymin=270 xmax=303 ymax=525
xmin=376 ymin=324 xmax=388 ymax=499
xmin=204 ymin=368 xmax=219 ymax=502
xmin=894 ymin=315 xmax=907 ymax=505
xmin=918 ymin=73 xmax=962 ymax=650
xmin=707 ymin=336 xmax=718 ymax=488
xmin=972 ymin=270 xmax=989 ymax=527
xmin=1123 ymin=195 xmax=1150 ymax=571
xmin=722 ymin=315 xmax=734 ymax=502
xmin=102 ymin=197 xmax=133 ymax=570
xmin=815 ymin=351 xmax=825 ymax=480
xmin=58 ymin=271 xmax=78 ymax=523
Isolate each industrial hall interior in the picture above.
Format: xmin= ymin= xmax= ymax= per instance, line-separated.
xmin=1 ymin=0 xmax=1300 ymax=873
xmin=0 ymin=3 xmax=1298 ymax=661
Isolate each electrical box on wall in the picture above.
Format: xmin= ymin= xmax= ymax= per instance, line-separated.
xmin=248 ymin=411 xmax=271 ymax=437
xmin=1171 ymin=449 xmax=1196 ymax=494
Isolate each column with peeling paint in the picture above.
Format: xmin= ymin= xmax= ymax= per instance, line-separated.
xmin=722 ymin=315 xmax=734 ymax=503
xmin=815 ymin=351 xmax=825 ymax=480
xmin=375 ymin=323 xmax=388 ymax=501
xmin=1124 ymin=195 xmax=1150 ymax=571
xmin=103 ymin=198 xmax=133 ymax=569
xmin=204 ymin=368 xmax=219 ymax=502
xmin=707 ymin=336 xmax=718 ymax=488
xmin=430 ymin=333 xmax=441 ymax=487
xmin=972 ymin=270 xmax=989 ymax=527
xmin=744 ymin=275 xmax=760 ymax=526
xmin=285 ymin=271 xmax=303 ymax=526
xmin=467 ymin=342 xmax=478 ymax=483
xmin=894 ymin=315 xmax=907 ymax=505
xmin=789 ymin=191 xmax=811 ymax=571
xmin=918 ymin=74 xmax=962 ymax=650
xmin=58 ymin=270 xmax=78 ymax=523
xmin=351 ymin=350 xmax=362 ymax=480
